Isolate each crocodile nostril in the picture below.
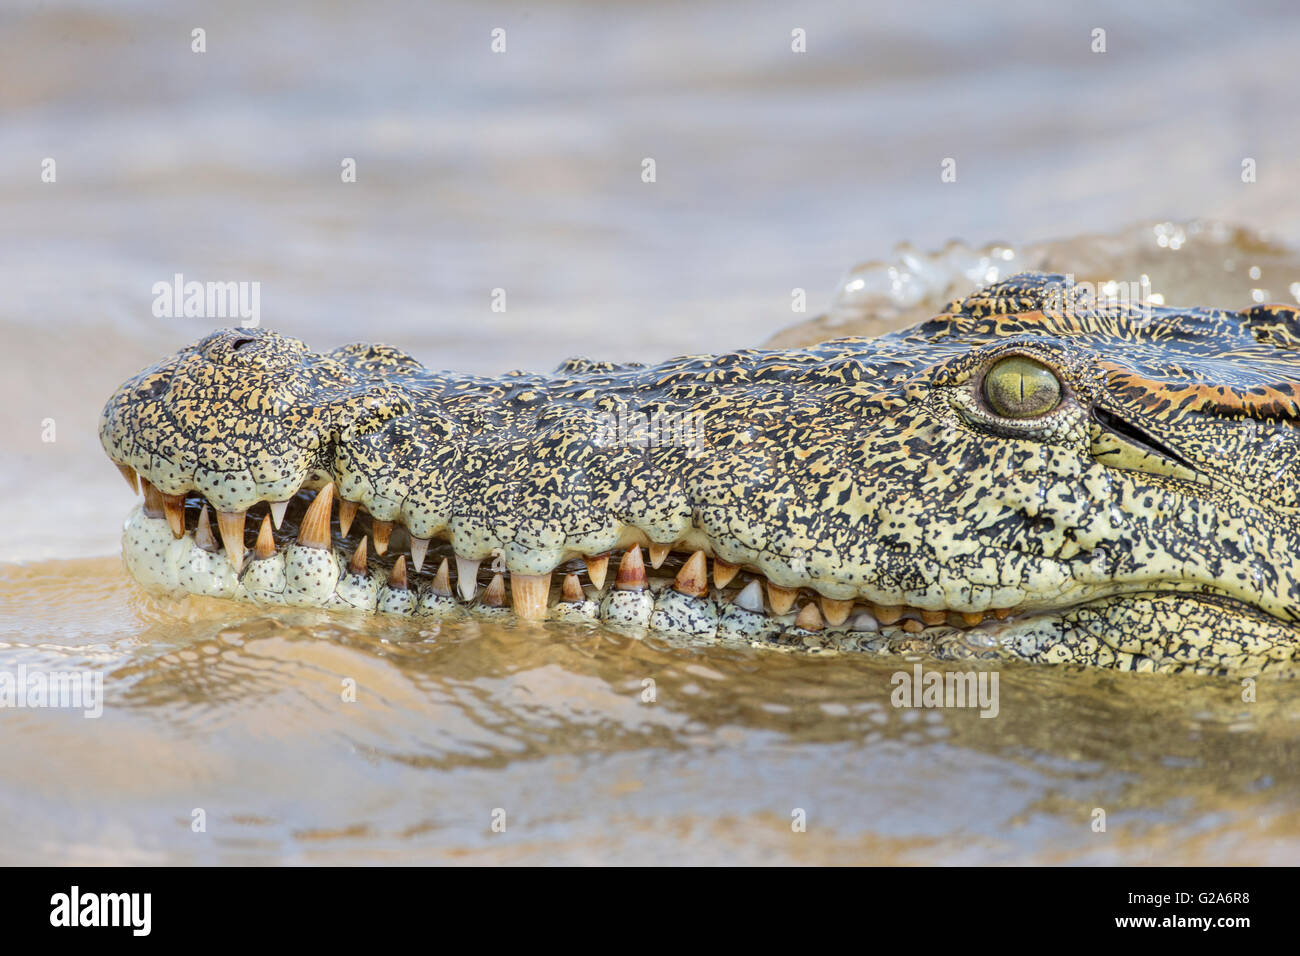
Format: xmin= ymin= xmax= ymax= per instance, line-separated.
xmin=140 ymin=378 xmax=168 ymax=399
xmin=230 ymin=337 xmax=255 ymax=351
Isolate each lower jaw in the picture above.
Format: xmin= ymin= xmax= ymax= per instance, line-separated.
xmin=120 ymin=502 xmax=1012 ymax=653
xmin=117 ymin=500 xmax=1299 ymax=677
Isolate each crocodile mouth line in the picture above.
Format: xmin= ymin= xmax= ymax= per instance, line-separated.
xmin=118 ymin=469 xmax=1034 ymax=642
xmin=117 ymin=465 xmax=1272 ymax=660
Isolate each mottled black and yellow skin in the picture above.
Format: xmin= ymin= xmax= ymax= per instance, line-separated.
xmin=100 ymin=274 xmax=1300 ymax=674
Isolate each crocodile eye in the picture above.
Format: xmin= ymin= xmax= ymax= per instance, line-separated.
xmin=983 ymin=356 xmax=1062 ymax=418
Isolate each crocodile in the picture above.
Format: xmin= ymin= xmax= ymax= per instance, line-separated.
xmin=99 ymin=274 xmax=1300 ymax=675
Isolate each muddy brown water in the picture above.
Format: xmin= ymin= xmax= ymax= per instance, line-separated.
xmin=4 ymin=0 xmax=1300 ymax=864
xmin=2 ymin=558 xmax=1298 ymax=865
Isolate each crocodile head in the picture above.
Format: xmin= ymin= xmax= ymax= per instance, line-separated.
xmin=99 ymin=274 xmax=1300 ymax=674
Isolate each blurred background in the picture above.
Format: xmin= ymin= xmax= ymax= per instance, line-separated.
xmin=3 ymin=0 xmax=1299 ymax=552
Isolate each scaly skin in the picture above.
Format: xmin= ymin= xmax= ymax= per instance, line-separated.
xmin=99 ymin=274 xmax=1300 ymax=674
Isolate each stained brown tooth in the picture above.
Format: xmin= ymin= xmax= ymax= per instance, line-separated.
xmin=195 ymin=506 xmax=219 ymax=552
xmin=253 ymin=515 xmax=276 ymax=560
xmin=615 ymin=545 xmax=647 ymax=591
xmin=901 ymin=618 xmax=925 ymax=633
xmin=116 ymin=463 xmax=139 ymax=495
xmin=511 ymin=571 xmax=551 ymax=620
xmin=455 ymin=556 xmax=481 ymax=601
xmin=920 ymin=608 xmax=947 ymax=626
xmin=648 ymin=542 xmax=671 ymax=569
xmin=766 ymin=581 xmax=797 ymax=616
xmin=409 ymin=536 xmax=430 ymax=573
xmin=388 ymin=555 xmax=409 ymax=590
xmin=297 ymin=482 xmax=334 ymax=550
xmin=142 ymin=479 xmax=165 ymax=519
xmin=673 ymin=550 xmax=708 ymax=598
xmin=482 ymin=572 xmax=506 ymax=607
xmin=371 ymin=519 xmax=393 ymax=556
xmin=961 ymin=611 xmax=985 ymax=627
xmin=820 ymin=597 xmax=854 ymax=626
xmin=584 ymin=553 xmax=609 ymax=591
xmin=269 ymin=499 xmax=290 ymax=529
xmin=871 ymin=603 xmax=903 ymax=625
xmin=338 ymin=499 xmax=358 ymax=537
xmin=432 ymin=558 xmax=452 ymax=596
xmin=561 ymin=573 xmax=585 ymax=603
xmin=712 ymin=558 xmax=739 ymax=589
xmin=349 ymin=537 xmax=369 ymax=576
xmin=217 ymin=510 xmax=247 ymax=570
xmin=162 ymin=492 xmax=186 ymax=539
xmin=794 ymin=602 xmax=824 ymax=631
xmin=993 ymin=607 xmax=1013 ymax=620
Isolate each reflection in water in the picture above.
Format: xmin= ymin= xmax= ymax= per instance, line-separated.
xmin=1 ymin=556 xmax=1296 ymax=864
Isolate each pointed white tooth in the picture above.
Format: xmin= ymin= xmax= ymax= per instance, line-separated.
xmin=733 ymin=580 xmax=764 ymax=613
xmin=455 ymin=556 xmax=481 ymax=601
xmin=269 ymin=499 xmax=290 ymax=529
xmin=848 ymin=609 xmax=879 ymax=632
xmin=409 ymin=536 xmax=430 ymax=573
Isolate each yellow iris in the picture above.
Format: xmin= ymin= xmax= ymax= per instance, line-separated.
xmin=983 ymin=356 xmax=1062 ymax=418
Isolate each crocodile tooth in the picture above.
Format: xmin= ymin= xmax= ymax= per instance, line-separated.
xmin=848 ymin=609 xmax=879 ymax=631
xmin=253 ymin=514 xmax=276 ymax=560
xmin=901 ymin=618 xmax=925 ymax=633
xmin=142 ymin=479 xmax=165 ymax=519
xmin=993 ymin=607 xmax=1013 ymax=620
xmin=561 ymin=573 xmax=585 ymax=603
xmin=349 ymin=537 xmax=368 ymax=575
xmin=269 ymin=499 xmax=290 ymax=529
xmin=482 ymin=572 xmax=506 ymax=607
xmin=960 ymin=611 xmax=985 ymax=627
xmin=733 ymin=579 xmax=765 ymax=613
xmin=371 ymin=519 xmax=393 ymax=555
xmin=162 ymin=491 xmax=186 ymax=539
xmin=195 ymin=506 xmax=219 ymax=552
xmin=615 ymin=545 xmax=647 ymax=591
xmin=297 ymin=482 xmax=334 ymax=550
xmin=388 ymin=555 xmax=408 ymax=590
xmin=871 ymin=603 xmax=903 ymax=625
xmin=431 ymin=558 xmax=452 ymax=596
xmin=338 ymin=499 xmax=358 ymax=537
xmin=648 ymin=542 xmax=670 ymax=569
xmin=217 ymin=510 xmax=247 ymax=570
xmin=409 ymin=536 xmax=430 ymax=573
xmin=712 ymin=558 xmax=739 ymax=589
xmin=920 ymin=608 xmax=946 ymax=626
xmin=511 ymin=572 xmax=551 ymax=620
xmin=673 ymin=550 xmax=708 ymax=598
xmin=794 ymin=602 xmax=824 ymax=631
xmin=116 ymin=463 xmax=139 ymax=494
xmin=820 ymin=596 xmax=854 ymax=626
xmin=766 ymin=581 xmax=797 ymax=616
xmin=455 ymin=556 xmax=480 ymax=601
xmin=584 ymin=553 xmax=609 ymax=591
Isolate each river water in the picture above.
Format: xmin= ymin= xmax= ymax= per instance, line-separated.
xmin=1 ymin=0 xmax=1298 ymax=863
